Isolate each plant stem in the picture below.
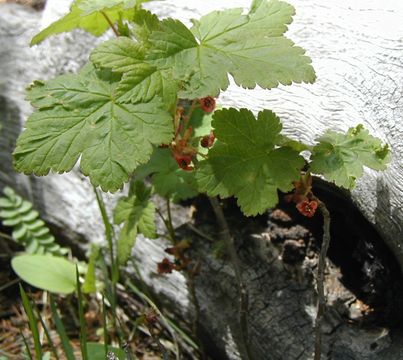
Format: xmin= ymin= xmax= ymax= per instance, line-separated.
xmin=183 ymin=99 xmax=198 ymax=126
xmin=156 ymin=199 xmax=178 ymax=244
xmin=166 ymin=199 xmax=177 ymax=244
xmin=102 ymin=295 xmax=108 ymax=358
xmin=208 ymin=197 xmax=252 ymax=360
xmin=313 ymin=199 xmax=331 ymax=360
xmin=93 ymin=187 xmax=121 ymax=344
xmin=93 ymin=187 xmax=117 ymax=282
xmin=101 ymin=11 xmax=120 ymax=37
xmin=158 ymin=200 xmax=205 ymax=359
xmin=76 ymin=267 xmax=88 ymax=360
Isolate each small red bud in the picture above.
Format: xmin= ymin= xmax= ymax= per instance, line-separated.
xmin=199 ymin=96 xmax=216 ymax=113
xmin=174 ymin=154 xmax=194 ymax=171
xmin=201 ymin=131 xmax=215 ymax=148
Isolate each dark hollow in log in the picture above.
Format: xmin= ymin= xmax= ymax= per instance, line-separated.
xmin=176 ymin=179 xmax=403 ymax=359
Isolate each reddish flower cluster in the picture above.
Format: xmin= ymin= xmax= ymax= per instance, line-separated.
xmin=199 ymin=96 xmax=216 ymax=113
xmin=156 ymin=240 xmax=191 ymax=274
xmin=285 ymin=173 xmax=319 ymax=218
xmin=157 ymin=258 xmax=175 ymax=274
xmin=200 ymin=131 xmax=215 ymax=148
xmin=171 ymin=125 xmax=196 ymax=171
xmin=169 ymin=96 xmax=217 ymax=170
xmin=296 ymin=200 xmax=318 ymax=218
xmin=165 ymin=240 xmax=191 ymax=271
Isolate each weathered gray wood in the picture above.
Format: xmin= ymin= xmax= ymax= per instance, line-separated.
xmin=1 ymin=1 xmax=402 ymax=359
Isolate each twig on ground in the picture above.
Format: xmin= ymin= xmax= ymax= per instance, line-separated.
xmin=185 ymin=223 xmax=215 ymax=243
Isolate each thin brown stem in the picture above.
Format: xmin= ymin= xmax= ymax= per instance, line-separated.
xmin=314 ymin=199 xmax=331 ymax=360
xmin=174 ymin=99 xmax=199 ymax=139
xmin=101 ymin=11 xmax=120 ymax=37
xmin=156 ymin=206 xmax=176 ymax=243
xmin=166 ymin=199 xmax=177 ymax=244
xmin=196 ymin=151 xmax=208 ymax=159
xmin=158 ymin=200 xmax=203 ymax=359
xmin=183 ymin=99 xmax=198 ymax=126
xmin=208 ymin=197 xmax=252 ymax=360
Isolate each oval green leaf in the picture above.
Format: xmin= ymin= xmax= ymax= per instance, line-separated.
xmin=12 ymin=254 xmax=76 ymax=294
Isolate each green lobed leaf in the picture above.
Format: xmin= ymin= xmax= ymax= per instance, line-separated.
xmin=12 ymin=254 xmax=76 ymax=294
xmin=80 ymin=0 xmax=153 ymax=14
xmin=13 ymin=65 xmax=173 ymax=192
xmin=91 ymin=37 xmax=146 ymax=73
xmin=136 ymin=148 xmax=199 ymax=202
xmin=114 ymin=181 xmax=156 ymax=265
xmin=78 ymin=0 xmax=137 ymax=14
xmin=31 ymin=0 xmax=136 ymax=46
xmin=196 ymin=108 xmax=305 ymax=215
xmin=116 ymin=66 xmax=178 ymax=107
xmin=90 ymin=37 xmax=178 ymax=107
xmin=131 ymin=9 xmax=161 ymax=47
xmin=310 ymin=124 xmax=391 ymax=189
xmin=147 ymin=0 xmax=315 ymax=98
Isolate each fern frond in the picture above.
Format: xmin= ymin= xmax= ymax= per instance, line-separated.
xmin=0 ymin=187 xmax=68 ymax=256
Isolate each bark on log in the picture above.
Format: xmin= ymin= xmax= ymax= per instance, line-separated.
xmin=1 ymin=1 xmax=403 ymax=359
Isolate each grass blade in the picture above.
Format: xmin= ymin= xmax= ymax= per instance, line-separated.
xmin=102 ymin=294 xmax=108 ymax=358
xmin=126 ymin=280 xmax=197 ymax=356
xmin=98 ymin=249 xmax=123 ymax=346
xmin=166 ymin=318 xmax=199 ymax=350
xmin=93 ymin=187 xmax=118 ymax=283
xmin=35 ymin=303 xmax=60 ymax=360
xmin=76 ymin=266 xmax=88 ymax=360
xmin=21 ymin=331 xmax=33 ymax=360
xmin=50 ymin=294 xmax=75 ymax=360
xmin=19 ymin=284 xmax=42 ymax=359
xmin=98 ymin=250 xmax=114 ymax=307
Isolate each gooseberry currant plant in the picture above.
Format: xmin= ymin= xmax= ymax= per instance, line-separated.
xmin=13 ymin=0 xmax=390 ymax=358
